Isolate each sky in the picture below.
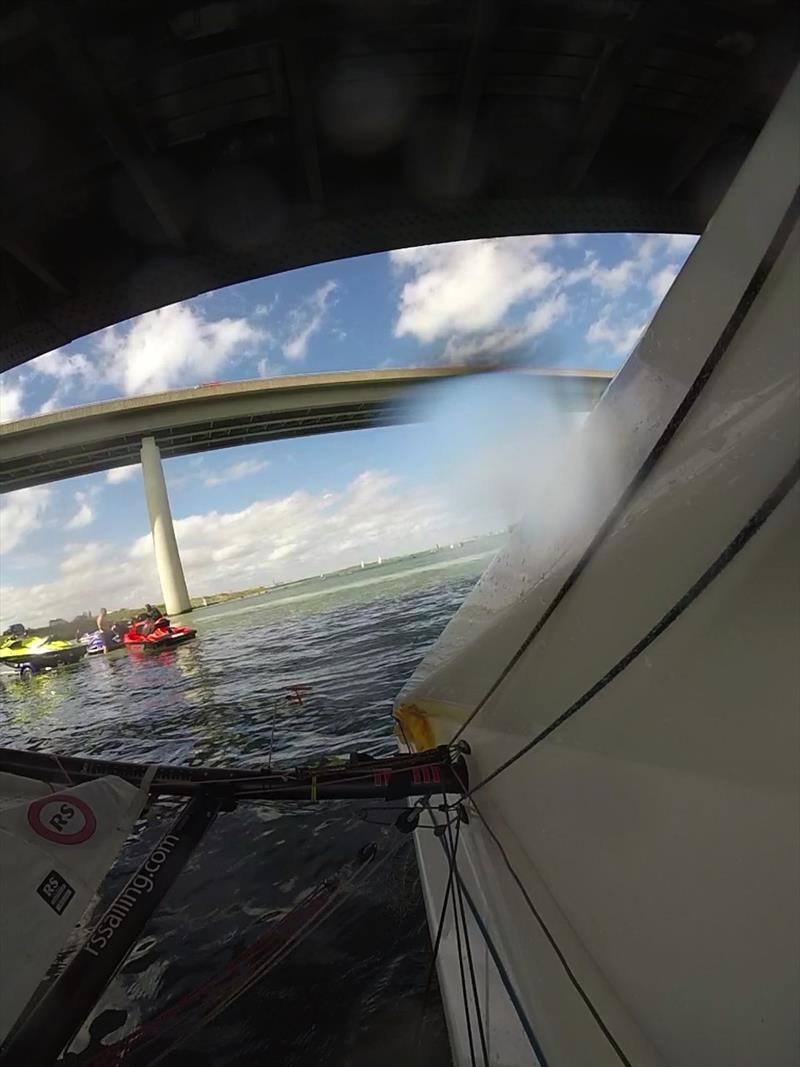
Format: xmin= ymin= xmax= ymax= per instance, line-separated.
xmin=0 ymin=231 xmax=696 ymax=628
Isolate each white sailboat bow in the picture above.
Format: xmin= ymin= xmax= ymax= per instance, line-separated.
xmin=396 ymin=66 xmax=800 ymax=1067
xmin=0 ymin=772 xmax=147 ymax=1045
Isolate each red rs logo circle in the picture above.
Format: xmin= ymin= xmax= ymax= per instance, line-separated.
xmin=27 ymin=794 xmax=97 ymax=845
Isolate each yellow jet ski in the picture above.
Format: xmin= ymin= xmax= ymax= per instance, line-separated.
xmin=0 ymin=634 xmax=87 ymax=676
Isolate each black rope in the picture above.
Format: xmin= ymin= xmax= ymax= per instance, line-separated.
xmin=434 ymin=812 xmax=550 ymax=1067
xmin=457 ymin=770 xmax=633 ymax=1066
xmin=393 ymin=713 xmax=412 ymax=752
xmin=470 ymin=458 xmax=800 ymax=797
xmin=266 ymin=697 xmax=279 ymax=770
xmin=452 ymin=186 xmax=800 ymax=745
xmin=445 ymin=815 xmax=478 ymax=1067
xmin=413 ymin=807 xmax=461 ymax=1053
xmin=447 ymin=814 xmax=490 ymax=1067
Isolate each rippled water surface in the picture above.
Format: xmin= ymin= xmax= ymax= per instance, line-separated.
xmin=1 ymin=550 xmax=493 ymax=1066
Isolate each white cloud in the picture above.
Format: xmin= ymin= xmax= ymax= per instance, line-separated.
xmin=106 ymin=465 xmax=139 ymax=485
xmin=29 ymin=348 xmax=93 ymax=382
xmin=566 ymin=233 xmax=697 ymax=304
xmin=441 ymin=291 xmax=570 ymax=363
xmin=282 ymin=281 xmax=338 ymax=361
xmin=648 ymin=265 xmax=680 ymax=301
xmin=26 ymin=348 xmax=96 ymax=414
xmin=0 ymin=486 xmax=51 ymax=554
xmin=99 ymin=302 xmax=264 ymax=396
xmin=565 ymin=256 xmax=638 ymax=294
xmin=661 ymin=233 xmax=698 ymax=255
xmin=589 ymin=259 xmax=638 ymax=293
xmin=629 ymin=233 xmax=697 ymax=264
xmin=14 ymin=304 xmax=268 ymax=416
xmin=0 ymin=541 xmax=160 ymax=630
xmin=586 ymin=307 xmax=648 ymax=357
xmin=65 ymin=491 xmax=94 ymax=530
xmin=525 ymin=291 xmax=569 ymax=335
xmin=0 ymin=471 xmax=485 ymax=628
xmin=135 ymin=469 xmax=480 ymax=587
xmin=0 ymin=380 xmax=24 ymax=423
xmin=204 ymin=458 xmax=269 ymax=487
xmin=257 ymin=356 xmax=281 ymax=378
xmin=391 ymin=237 xmax=558 ymax=344
xmin=36 ymin=395 xmax=61 ymax=415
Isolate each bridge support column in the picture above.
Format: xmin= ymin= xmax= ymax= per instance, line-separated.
xmin=140 ymin=436 xmax=192 ymax=616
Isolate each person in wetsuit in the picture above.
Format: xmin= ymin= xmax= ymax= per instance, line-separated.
xmin=139 ymin=604 xmax=167 ymax=636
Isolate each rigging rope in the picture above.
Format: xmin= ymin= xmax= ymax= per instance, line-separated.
xmin=413 ymin=802 xmax=489 ymax=1067
xmin=413 ymin=805 xmax=462 ymax=1053
xmin=446 ymin=813 xmax=489 ymax=1067
xmin=452 ymin=765 xmax=633 ymax=1066
xmin=444 ymin=814 xmax=478 ymax=1067
xmin=451 ymin=186 xmax=800 ymax=745
xmin=432 ymin=808 xmax=550 ymax=1067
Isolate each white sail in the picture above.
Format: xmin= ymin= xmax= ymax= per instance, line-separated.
xmin=398 ymin=67 xmax=800 ymax=1067
xmin=0 ymin=771 xmax=147 ymax=1043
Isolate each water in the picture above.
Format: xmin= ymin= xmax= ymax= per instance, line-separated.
xmin=0 ymin=548 xmax=494 ymax=1066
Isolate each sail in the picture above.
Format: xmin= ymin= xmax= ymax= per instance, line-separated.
xmin=0 ymin=771 xmax=146 ymax=1043
xmin=400 ymin=67 xmax=800 ymax=1067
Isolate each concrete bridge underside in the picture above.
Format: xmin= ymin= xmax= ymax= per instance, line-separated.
xmin=0 ymin=367 xmax=611 ymax=493
xmin=0 ymin=366 xmax=612 ymax=615
xmin=1 ymin=2 xmax=794 ymax=375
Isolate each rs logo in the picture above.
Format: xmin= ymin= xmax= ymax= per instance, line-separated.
xmin=27 ymin=794 xmax=97 ymax=845
xmin=49 ymin=803 xmax=77 ymax=832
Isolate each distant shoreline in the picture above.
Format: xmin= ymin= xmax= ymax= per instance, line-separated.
xmin=15 ymin=533 xmax=505 ymax=636
xmin=219 ymin=533 xmax=504 ymax=600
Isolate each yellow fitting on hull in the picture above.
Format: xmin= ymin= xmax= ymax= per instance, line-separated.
xmin=394 ymin=699 xmax=467 ymax=752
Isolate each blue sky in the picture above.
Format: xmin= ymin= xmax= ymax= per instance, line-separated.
xmin=0 ymin=231 xmax=696 ymax=627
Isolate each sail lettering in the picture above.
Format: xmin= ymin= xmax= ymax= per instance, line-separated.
xmin=48 ymin=804 xmax=76 ymax=831
xmin=85 ymin=834 xmax=181 ymax=957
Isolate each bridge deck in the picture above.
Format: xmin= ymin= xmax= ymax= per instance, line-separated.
xmin=0 ymin=367 xmax=611 ymax=493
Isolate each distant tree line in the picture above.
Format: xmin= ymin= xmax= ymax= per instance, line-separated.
xmin=4 ymin=605 xmax=166 ymax=641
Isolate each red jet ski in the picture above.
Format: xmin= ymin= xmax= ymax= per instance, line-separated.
xmin=123 ymin=612 xmax=196 ymax=650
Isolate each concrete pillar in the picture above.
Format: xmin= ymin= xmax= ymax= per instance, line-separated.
xmin=140 ymin=436 xmax=192 ymax=616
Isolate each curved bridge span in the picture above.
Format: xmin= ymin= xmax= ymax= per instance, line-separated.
xmin=0 ymin=367 xmax=611 ymax=494
xmin=0 ymin=365 xmax=612 ymax=615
